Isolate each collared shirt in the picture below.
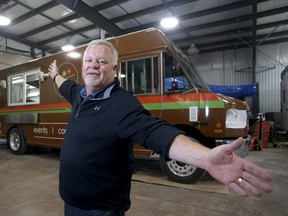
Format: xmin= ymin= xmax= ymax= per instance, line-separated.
xmin=79 ymin=78 xmax=117 ymax=101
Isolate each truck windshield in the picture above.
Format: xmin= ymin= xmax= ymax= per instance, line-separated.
xmin=169 ymin=43 xmax=209 ymax=90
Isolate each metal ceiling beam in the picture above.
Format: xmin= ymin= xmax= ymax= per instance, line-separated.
xmin=11 ymin=0 xmax=58 ymax=25
xmin=123 ymin=0 xmax=269 ymax=33
xmin=56 ymin=0 xmax=124 ymax=36
xmin=94 ymin=0 xmax=130 ymax=11
xmin=165 ymin=5 xmax=288 ymax=35
xmin=193 ymin=30 xmax=288 ymax=49
xmin=181 ymin=1 xmax=252 ymax=20
xmin=20 ymin=13 xmax=80 ymax=38
xmin=174 ymin=18 xmax=288 ymax=45
xmin=14 ymin=0 xmax=89 ymax=43
xmin=40 ymin=0 xmax=196 ymax=51
xmin=125 ymin=13 xmax=252 ymax=35
xmin=111 ymin=0 xmax=195 ymax=23
xmin=23 ymin=0 xmax=131 ymax=50
xmin=0 ymin=29 xmax=46 ymax=50
xmin=0 ymin=1 xmax=58 ymax=55
xmin=38 ymin=25 xmax=97 ymax=46
xmin=39 ymin=2 xmax=288 ymax=52
xmin=190 ymin=37 xmax=288 ymax=54
xmin=20 ymin=0 xmax=127 ymax=39
xmin=112 ymin=0 xmax=269 ymax=27
xmin=23 ymin=0 xmax=280 ymax=44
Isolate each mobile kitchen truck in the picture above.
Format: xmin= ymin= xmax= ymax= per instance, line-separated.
xmin=0 ymin=28 xmax=250 ymax=183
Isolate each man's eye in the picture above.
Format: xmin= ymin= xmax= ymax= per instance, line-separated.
xmin=98 ymin=60 xmax=106 ymax=64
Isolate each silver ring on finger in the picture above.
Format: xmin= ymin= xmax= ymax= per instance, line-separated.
xmin=236 ymin=177 xmax=243 ymax=184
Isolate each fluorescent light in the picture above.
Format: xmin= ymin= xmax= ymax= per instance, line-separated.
xmin=160 ymin=17 xmax=179 ymax=28
xmin=67 ymin=51 xmax=81 ymax=58
xmin=0 ymin=14 xmax=11 ymax=26
xmin=61 ymin=44 xmax=75 ymax=51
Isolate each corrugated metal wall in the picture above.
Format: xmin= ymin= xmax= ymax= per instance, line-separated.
xmin=190 ymin=42 xmax=288 ymax=114
xmin=256 ymin=43 xmax=288 ymax=113
xmin=191 ymin=49 xmax=253 ymax=85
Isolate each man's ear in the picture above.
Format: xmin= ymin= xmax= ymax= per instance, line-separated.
xmin=113 ymin=65 xmax=117 ymax=71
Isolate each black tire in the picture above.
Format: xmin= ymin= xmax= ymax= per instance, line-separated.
xmin=7 ymin=128 xmax=29 ymax=155
xmin=159 ymin=137 xmax=206 ymax=184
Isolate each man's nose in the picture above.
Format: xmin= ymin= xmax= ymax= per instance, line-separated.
xmin=90 ymin=60 xmax=100 ymax=68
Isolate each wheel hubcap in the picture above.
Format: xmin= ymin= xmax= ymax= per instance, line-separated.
xmin=10 ymin=132 xmax=20 ymax=151
xmin=167 ymin=160 xmax=197 ymax=177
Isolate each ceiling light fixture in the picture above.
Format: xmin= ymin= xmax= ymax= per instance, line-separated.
xmin=61 ymin=43 xmax=75 ymax=51
xmin=67 ymin=51 xmax=81 ymax=58
xmin=160 ymin=16 xmax=179 ymax=29
xmin=187 ymin=43 xmax=199 ymax=55
xmin=0 ymin=2 xmax=10 ymax=26
xmin=0 ymin=13 xmax=10 ymax=25
xmin=61 ymin=36 xmax=75 ymax=51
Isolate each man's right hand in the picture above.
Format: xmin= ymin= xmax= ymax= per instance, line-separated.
xmin=48 ymin=60 xmax=66 ymax=88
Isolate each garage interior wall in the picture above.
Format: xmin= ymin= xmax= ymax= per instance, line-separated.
xmin=190 ymin=42 xmax=288 ymax=115
xmin=256 ymin=43 xmax=288 ymax=113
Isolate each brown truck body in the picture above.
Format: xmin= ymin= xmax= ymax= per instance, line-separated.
xmin=0 ymin=28 xmax=250 ymax=183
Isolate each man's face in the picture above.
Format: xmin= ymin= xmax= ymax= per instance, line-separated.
xmin=82 ymin=44 xmax=116 ymax=93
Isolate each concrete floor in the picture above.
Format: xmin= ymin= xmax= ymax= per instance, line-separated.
xmin=0 ymin=141 xmax=287 ymax=216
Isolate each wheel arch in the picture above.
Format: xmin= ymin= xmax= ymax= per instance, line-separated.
xmin=174 ymin=124 xmax=215 ymax=149
xmin=158 ymin=124 xmax=213 ymax=184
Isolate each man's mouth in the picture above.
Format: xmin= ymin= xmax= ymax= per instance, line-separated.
xmin=87 ymin=72 xmax=100 ymax=77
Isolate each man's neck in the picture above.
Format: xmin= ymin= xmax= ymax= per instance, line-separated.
xmin=85 ymin=78 xmax=116 ymax=96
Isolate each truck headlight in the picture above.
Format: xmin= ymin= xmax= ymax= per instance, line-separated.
xmin=226 ymin=109 xmax=247 ymax=129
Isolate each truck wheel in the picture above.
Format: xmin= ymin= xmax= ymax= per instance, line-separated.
xmin=8 ymin=128 xmax=29 ymax=155
xmin=160 ymin=156 xmax=206 ymax=184
xmin=159 ymin=137 xmax=206 ymax=184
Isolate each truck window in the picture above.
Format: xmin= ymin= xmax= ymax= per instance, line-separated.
xmin=8 ymin=69 xmax=41 ymax=106
xmin=120 ymin=57 xmax=159 ymax=94
xmin=120 ymin=62 xmax=127 ymax=90
xmin=163 ymin=52 xmax=191 ymax=93
xmin=170 ymin=44 xmax=209 ymax=90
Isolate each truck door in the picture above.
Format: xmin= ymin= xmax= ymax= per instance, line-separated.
xmin=119 ymin=55 xmax=161 ymax=118
xmin=161 ymin=52 xmax=200 ymax=126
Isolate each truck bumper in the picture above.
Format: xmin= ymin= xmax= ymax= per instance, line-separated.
xmin=215 ymin=135 xmax=251 ymax=158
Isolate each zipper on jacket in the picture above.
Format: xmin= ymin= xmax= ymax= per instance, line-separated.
xmin=75 ymin=94 xmax=84 ymax=119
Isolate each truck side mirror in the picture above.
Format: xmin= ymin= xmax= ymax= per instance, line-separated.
xmin=0 ymin=80 xmax=6 ymax=89
xmin=38 ymin=72 xmax=49 ymax=82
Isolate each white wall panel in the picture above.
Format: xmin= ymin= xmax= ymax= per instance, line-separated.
xmin=190 ymin=43 xmax=288 ymax=114
xmin=256 ymin=43 xmax=288 ymax=113
xmin=191 ymin=48 xmax=253 ymax=85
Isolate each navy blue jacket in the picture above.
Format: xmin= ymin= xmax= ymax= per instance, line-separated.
xmin=59 ymin=78 xmax=183 ymax=211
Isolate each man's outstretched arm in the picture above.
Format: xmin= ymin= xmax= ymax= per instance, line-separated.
xmin=168 ymin=134 xmax=272 ymax=197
